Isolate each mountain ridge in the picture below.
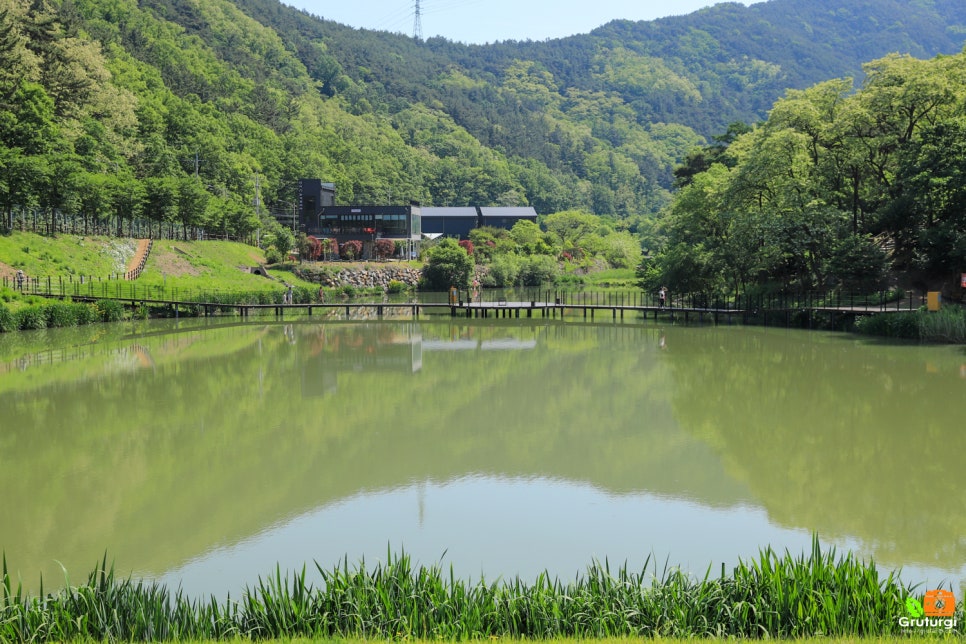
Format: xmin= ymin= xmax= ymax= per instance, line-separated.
xmin=1 ymin=0 xmax=965 ymax=239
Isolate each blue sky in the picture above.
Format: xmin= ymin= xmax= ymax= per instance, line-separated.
xmin=285 ymin=0 xmax=756 ymax=44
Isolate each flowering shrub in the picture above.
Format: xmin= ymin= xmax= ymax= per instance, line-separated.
xmin=374 ymin=238 xmax=396 ymax=259
xmin=340 ymin=239 xmax=363 ymax=260
xmin=305 ymin=236 xmax=322 ymax=261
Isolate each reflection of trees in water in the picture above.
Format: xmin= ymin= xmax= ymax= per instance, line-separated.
xmin=663 ymin=327 xmax=966 ymax=570
xmin=0 ymin=321 xmax=746 ymax=588
xmin=13 ymin=322 xmax=957 ymax=591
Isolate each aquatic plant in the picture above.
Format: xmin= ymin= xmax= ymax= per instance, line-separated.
xmin=918 ymin=306 xmax=966 ymax=343
xmin=855 ymin=306 xmax=966 ymax=343
xmin=2 ymin=539 xmax=952 ymax=642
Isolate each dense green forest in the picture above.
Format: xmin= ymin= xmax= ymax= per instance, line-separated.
xmin=1 ymin=0 xmax=966 ymax=290
xmin=643 ymin=50 xmax=966 ymax=295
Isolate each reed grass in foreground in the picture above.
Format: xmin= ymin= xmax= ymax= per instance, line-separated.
xmin=147 ymin=639 xmax=957 ymax=644
xmin=1 ymin=540 xmax=961 ymax=642
xmin=855 ymin=305 xmax=966 ymax=342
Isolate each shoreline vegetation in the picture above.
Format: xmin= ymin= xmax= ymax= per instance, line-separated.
xmin=2 ymin=540 xmax=960 ymax=642
xmin=4 ymin=285 xmax=966 ymax=343
xmin=1 ymin=232 xmax=965 ymax=342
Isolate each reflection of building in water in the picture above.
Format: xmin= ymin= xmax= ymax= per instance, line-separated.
xmin=299 ymin=324 xmax=539 ymax=397
xmin=299 ymin=323 xmax=423 ymax=397
xmin=421 ymin=339 xmax=538 ymax=351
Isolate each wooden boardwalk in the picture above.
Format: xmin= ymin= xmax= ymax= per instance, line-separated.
xmin=16 ymin=275 xmax=925 ymax=325
xmin=33 ymin=293 xmax=918 ymax=325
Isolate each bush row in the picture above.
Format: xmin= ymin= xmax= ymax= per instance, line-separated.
xmin=0 ymin=300 xmax=128 ymax=332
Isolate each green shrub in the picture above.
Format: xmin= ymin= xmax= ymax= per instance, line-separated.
xmin=854 ymin=312 xmax=920 ymax=339
xmin=421 ymin=239 xmax=473 ymax=290
xmin=519 ymin=255 xmax=558 ymax=286
xmin=73 ymin=303 xmax=98 ymax=325
xmin=339 ymin=284 xmax=357 ymax=297
xmin=486 ymin=254 xmax=521 ymax=287
xmin=96 ymin=299 xmax=125 ymax=322
xmin=265 ymin=246 xmax=284 ymax=264
xmin=15 ymin=305 xmax=48 ymax=330
xmin=387 ymin=279 xmax=406 ymax=294
xmin=45 ymin=302 xmax=78 ymax=328
xmin=0 ymin=304 xmax=14 ymax=332
xmin=293 ymin=285 xmax=313 ymax=303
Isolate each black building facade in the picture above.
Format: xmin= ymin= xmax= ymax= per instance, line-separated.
xmin=295 ymin=179 xmax=539 ymax=258
xmin=420 ymin=206 xmax=538 ymax=239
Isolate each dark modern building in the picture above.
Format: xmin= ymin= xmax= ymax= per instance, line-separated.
xmin=479 ymin=207 xmax=538 ymax=230
xmin=303 ymin=204 xmax=422 ymax=259
xmin=418 ymin=207 xmax=478 ymax=239
xmin=294 ymin=179 xmax=540 ymax=258
xmin=420 ymin=206 xmax=538 ymax=239
xmin=297 ymin=180 xmax=336 ymax=219
xmin=296 ymin=180 xmax=420 ymax=258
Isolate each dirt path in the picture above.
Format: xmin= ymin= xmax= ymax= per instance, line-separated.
xmin=124 ymin=239 xmax=152 ymax=279
xmin=0 ymin=261 xmax=17 ymax=280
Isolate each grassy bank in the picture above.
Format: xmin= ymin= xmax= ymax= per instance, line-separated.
xmin=2 ymin=541 xmax=958 ymax=642
xmin=0 ymin=232 xmax=137 ymax=279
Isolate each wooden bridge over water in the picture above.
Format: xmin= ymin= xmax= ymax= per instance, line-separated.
xmin=34 ymin=292 xmax=923 ymax=326
xmin=10 ymin=273 xmax=924 ymax=325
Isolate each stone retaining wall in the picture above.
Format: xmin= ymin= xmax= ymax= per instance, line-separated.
xmin=295 ymin=266 xmax=422 ymax=288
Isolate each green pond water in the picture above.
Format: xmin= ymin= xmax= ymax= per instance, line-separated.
xmin=0 ymin=315 xmax=964 ymax=598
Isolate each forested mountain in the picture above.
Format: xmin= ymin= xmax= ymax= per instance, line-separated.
xmin=1 ymin=0 xmax=965 ymax=240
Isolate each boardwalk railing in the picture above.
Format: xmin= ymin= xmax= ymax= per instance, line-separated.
xmin=125 ymin=239 xmax=153 ymax=281
xmin=468 ymin=288 xmax=926 ymax=313
xmin=3 ymin=277 xmax=928 ymax=313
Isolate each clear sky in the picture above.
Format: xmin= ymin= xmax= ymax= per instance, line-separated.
xmin=285 ymin=0 xmax=755 ymax=45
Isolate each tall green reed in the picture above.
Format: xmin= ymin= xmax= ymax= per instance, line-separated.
xmin=1 ymin=538 xmax=957 ymax=642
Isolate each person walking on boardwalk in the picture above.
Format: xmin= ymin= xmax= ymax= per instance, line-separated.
xmin=658 ymin=286 xmax=667 ymax=309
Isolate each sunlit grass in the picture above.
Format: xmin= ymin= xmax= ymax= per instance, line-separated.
xmin=3 ymin=539 xmax=957 ymax=642
xmin=0 ymin=232 xmax=135 ymax=278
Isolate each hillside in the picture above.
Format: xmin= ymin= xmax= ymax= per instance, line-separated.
xmin=1 ymin=0 xmax=965 ymax=241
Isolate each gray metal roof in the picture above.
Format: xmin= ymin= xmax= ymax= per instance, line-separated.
xmin=479 ymin=207 xmax=538 ymax=218
xmin=421 ymin=207 xmax=478 ymax=218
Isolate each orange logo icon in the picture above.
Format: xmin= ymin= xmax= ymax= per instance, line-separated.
xmin=923 ymin=589 xmax=956 ymax=617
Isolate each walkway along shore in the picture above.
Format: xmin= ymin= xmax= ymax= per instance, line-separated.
xmin=10 ymin=290 xmax=927 ymax=327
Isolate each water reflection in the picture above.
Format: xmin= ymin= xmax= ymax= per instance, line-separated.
xmin=0 ymin=320 xmax=963 ymax=597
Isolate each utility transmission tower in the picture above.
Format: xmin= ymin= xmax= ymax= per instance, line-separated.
xmin=413 ymin=0 xmax=422 ymax=40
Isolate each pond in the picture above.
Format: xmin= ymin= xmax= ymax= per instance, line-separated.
xmin=0 ymin=314 xmax=963 ymax=598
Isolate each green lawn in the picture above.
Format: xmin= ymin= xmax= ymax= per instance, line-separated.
xmin=0 ymin=231 xmax=137 ymax=279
